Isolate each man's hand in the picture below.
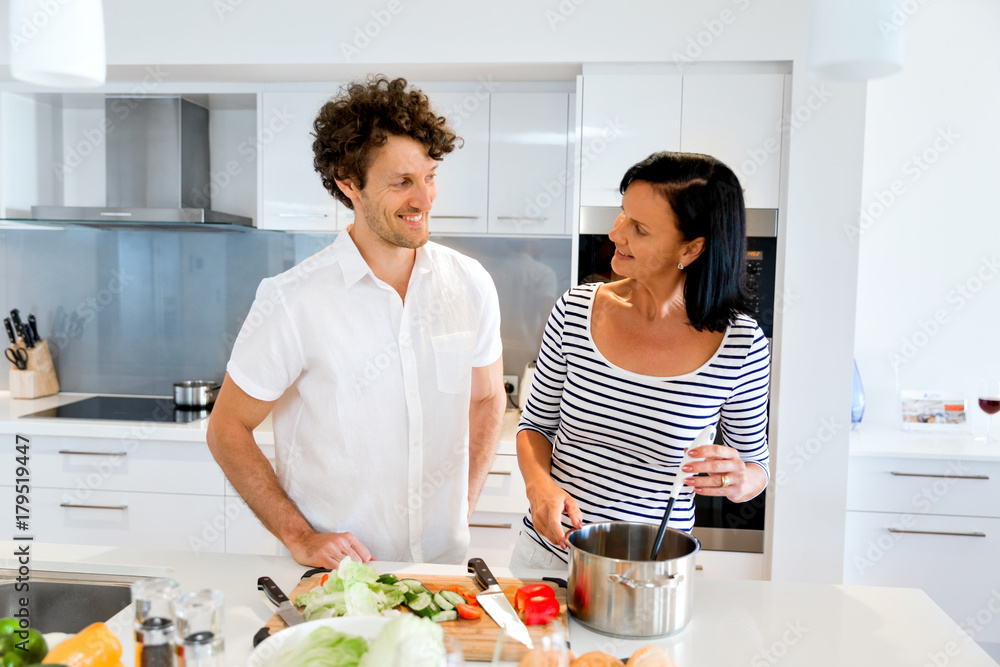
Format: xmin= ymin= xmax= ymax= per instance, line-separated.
xmin=287 ymin=531 xmax=375 ymax=569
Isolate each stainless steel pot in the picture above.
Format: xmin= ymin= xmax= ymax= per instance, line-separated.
xmin=173 ymin=380 xmax=221 ymax=407
xmin=567 ymin=522 xmax=700 ymax=638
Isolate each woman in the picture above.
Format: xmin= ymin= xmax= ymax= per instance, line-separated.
xmin=512 ymin=152 xmax=770 ymax=567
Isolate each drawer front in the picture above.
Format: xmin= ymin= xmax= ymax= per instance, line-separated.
xmin=8 ymin=486 xmax=227 ymax=553
xmin=28 ymin=435 xmax=224 ymax=496
xmin=847 ymin=456 xmax=1000 ymax=517
xmin=224 ymin=495 xmax=284 ymax=556
xmin=475 ymin=454 xmax=528 ymax=514
xmin=468 ymin=511 xmax=522 ymax=566
xmin=844 ymin=510 xmax=1000 ymax=644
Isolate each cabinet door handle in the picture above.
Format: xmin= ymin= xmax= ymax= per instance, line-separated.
xmin=432 ymin=215 xmax=480 ymax=220
xmin=278 ymin=213 xmax=329 ymax=218
xmin=889 ymin=472 xmax=989 ymax=480
xmin=469 ymin=523 xmax=513 ymax=530
xmin=887 ymin=528 xmax=986 ymax=538
xmin=60 ymin=503 xmax=128 ymax=511
xmin=496 ymin=216 xmax=549 ymax=221
xmin=59 ymin=450 xmax=128 ymax=457
xmin=487 ymin=471 xmax=512 ymax=476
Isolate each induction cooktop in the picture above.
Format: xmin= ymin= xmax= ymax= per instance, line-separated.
xmin=22 ymin=396 xmax=211 ymax=424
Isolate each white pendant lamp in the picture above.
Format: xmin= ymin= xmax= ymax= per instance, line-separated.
xmin=8 ymin=0 xmax=107 ymax=87
xmin=808 ymin=0 xmax=903 ymax=81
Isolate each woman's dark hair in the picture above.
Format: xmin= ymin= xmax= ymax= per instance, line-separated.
xmin=619 ymin=151 xmax=751 ymax=333
xmin=312 ymin=75 xmax=460 ymax=209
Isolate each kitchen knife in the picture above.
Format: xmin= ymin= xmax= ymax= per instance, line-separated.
xmin=22 ymin=325 xmax=34 ymax=349
xmin=257 ymin=576 xmax=305 ymax=627
xmin=468 ymin=557 xmax=534 ymax=650
xmin=3 ymin=318 xmax=14 ymax=345
xmin=27 ymin=314 xmax=39 ymax=342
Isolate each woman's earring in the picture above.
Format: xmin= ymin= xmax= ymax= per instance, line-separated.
xmin=678 ymin=262 xmax=685 ymax=270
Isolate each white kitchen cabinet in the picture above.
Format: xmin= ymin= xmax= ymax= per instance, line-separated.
xmin=17 ymin=486 xmax=226 ymax=553
xmin=259 ymin=90 xmax=340 ymax=232
xmin=680 ymin=74 xmax=785 ymax=209
xmin=426 ymin=91 xmax=490 ymax=234
xmin=579 ymin=74 xmax=682 ymax=207
xmin=224 ymin=479 xmax=285 ymax=556
xmin=488 ymin=93 xmax=570 ymax=235
xmin=843 ymin=454 xmax=1000 ymax=645
xmin=28 ymin=434 xmax=224 ymax=495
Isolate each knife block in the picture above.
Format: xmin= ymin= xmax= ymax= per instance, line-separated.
xmin=9 ymin=340 xmax=60 ymax=399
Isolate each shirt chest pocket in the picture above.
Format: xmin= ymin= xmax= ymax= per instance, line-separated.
xmin=431 ymin=331 xmax=475 ymax=395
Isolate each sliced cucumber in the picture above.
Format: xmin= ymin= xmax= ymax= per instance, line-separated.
xmin=433 ymin=591 xmax=454 ymax=611
xmin=431 ymin=609 xmax=458 ymax=623
xmin=408 ymin=592 xmax=441 ymax=617
xmin=398 ymin=578 xmax=427 ymax=593
xmin=438 ymin=590 xmax=467 ymax=608
xmin=376 ymin=573 xmax=398 ymax=585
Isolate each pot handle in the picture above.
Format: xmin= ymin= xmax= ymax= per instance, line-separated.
xmin=608 ymin=572 xmax=685 ymax=589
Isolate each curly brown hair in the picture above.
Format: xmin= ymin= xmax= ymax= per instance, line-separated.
xmin=312 ymin=75 xmax=461 ymax=209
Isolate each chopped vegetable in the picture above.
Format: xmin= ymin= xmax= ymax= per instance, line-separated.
xmin=523 ymin=595 xmax=560 ymax=626
xmin=276 ymin=626 xmax=368 ymax=666
xmin=295 ymin=557 xmax=410 ymax=621
xmin=515 ymin=583 xmax=555 ymax=611
xmin=456 ymin=603 xmax=483 ymax=620
xmin=359 ymin=614 xmax=445 ymax=667
xmin=444 ymin=586 xmax=478 ymax=606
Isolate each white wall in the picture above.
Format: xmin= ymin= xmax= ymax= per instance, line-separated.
xmin=0 ymin=0 xmax=871 ymax=584
xmin=855 ymin=0 xmax=1000 ymax=431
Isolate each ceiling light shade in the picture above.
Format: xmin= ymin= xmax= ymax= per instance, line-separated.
xmin=808 ymin=0 xmax=903 ymax=81
xmin=8 ymin=0 xmax=106 ymax=87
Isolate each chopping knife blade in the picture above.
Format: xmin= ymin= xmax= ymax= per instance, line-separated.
xmin=468 ymin=557 xmax=534 ymax=650
xmin=257 ymin=576 xmax=305 ymax=627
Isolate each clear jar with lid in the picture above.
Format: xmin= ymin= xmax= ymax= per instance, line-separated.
xmin=132 ymin=578 xmax=181 ymax=667
xmin=174 ymin=589 xmax=225 ymax=667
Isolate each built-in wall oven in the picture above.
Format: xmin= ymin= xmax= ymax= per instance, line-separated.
xmin=577 ymin=206 xmax=778 ymax=553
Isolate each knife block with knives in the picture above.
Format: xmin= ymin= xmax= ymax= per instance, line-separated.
xmin=9 ymin=339 xmax=60 ymax=399
xmin=6 ymin=310 xmax=59 ymax=399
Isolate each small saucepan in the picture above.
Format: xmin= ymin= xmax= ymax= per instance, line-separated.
xmin=173 ymin=380 xmax=221 ymax=408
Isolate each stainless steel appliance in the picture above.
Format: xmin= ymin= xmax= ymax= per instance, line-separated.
xmin=32 ymin=97 xmax=251 ymax=228
xmin=577 ymin=206 xmax=778 ymax=553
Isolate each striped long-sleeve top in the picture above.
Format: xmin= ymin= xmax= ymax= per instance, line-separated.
xmin=518 ymin=282 xmax=770 ymax=561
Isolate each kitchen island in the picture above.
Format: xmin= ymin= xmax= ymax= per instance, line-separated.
xmin=1 ymin=541 xmax=996 ymax=666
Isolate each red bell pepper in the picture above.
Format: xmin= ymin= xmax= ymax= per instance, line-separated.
xmin=523 ymin=594 xmax=560 ymax=625
xmin=515 ymin=583 xmax=555 ymax=611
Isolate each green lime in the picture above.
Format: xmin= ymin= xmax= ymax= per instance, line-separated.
xmin=20 ymin=629 xmax=46 ymax=664
xmin=0 ymin=620 xmax=20 ymax=638
xmin=0 ymin=650 xmax=23 ymax=667
xmin=0 ymin=634 xmax=14 ymax=654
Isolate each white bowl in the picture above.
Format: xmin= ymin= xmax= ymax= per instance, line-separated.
xmin=247 ymin=616 xmax=392 ymax=667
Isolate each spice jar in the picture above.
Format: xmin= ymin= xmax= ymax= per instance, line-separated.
xmin=132 ymin=578 xmax=181 ymax=667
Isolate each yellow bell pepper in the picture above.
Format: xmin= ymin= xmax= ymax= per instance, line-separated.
xmin=42 ymin=622 xmax=123 ymax=667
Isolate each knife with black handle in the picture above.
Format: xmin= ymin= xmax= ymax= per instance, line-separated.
xmin=3 ymin=318 xmax=14 ymax=345
xmin=27 ymin=314 xmax=39 ymax=342
xmin=258 ymin=576 xmax=305 ymax=627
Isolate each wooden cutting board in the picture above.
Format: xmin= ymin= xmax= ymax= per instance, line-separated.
xmin=263 ymin=572 xmax=567 ymax=662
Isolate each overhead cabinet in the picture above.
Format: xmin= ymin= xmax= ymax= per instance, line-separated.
xmin=579 ymin=73 xmax=784 ymax=209
xmin=259 ymin=90 xmax=341 ymax=232
xmin=426 ymin=91 xmax=491 ymax=234
xmin=487 ymin=92 xmax=571 ymax=235
xmin=579 ymin=74 xmax=683 ymax=207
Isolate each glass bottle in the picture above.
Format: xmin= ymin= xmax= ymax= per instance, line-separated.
xmin=174 ymin=589 xmax=225 ymax=667
xmin=132 ymin=578 xmax=181 ymax=667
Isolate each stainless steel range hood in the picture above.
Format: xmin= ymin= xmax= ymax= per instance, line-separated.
xmin=32 ymin=97 xmax=252 ymax=228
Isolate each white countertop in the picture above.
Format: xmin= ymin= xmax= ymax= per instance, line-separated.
xmin=850 ymin=424 xmax=1000 ymax=462
xmin=0 ymin=391 xmax=524 ymax=457
xmin=2 ymin=542 xmax=996 ymax=667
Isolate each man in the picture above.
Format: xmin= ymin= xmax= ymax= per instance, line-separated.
xmin=207 ymin=76 xmax=506 ymax=568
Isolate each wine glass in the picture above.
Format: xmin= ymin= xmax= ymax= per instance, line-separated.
xmin=976 ymin=380 xmax=1000 ymax=443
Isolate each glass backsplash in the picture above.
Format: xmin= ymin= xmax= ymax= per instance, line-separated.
xmin=0 ymin=226 xmax=570 ymax=395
